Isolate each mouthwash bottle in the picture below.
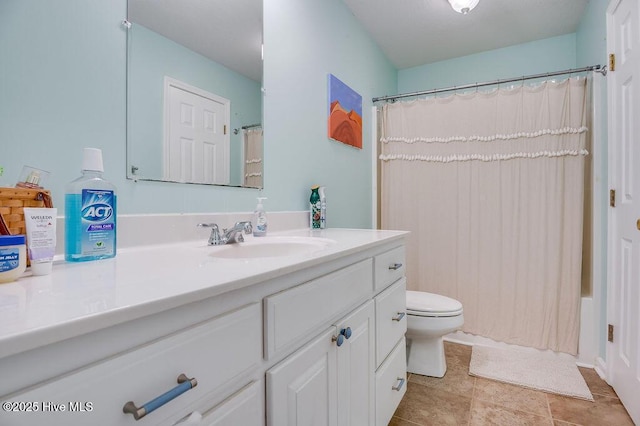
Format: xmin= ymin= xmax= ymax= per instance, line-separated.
xmin=65 ymin=148 xmax=117 ymax=262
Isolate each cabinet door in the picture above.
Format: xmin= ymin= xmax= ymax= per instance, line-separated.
xmin=334 ymin=301 xmax=374 ymax=426
xmin=266 ymin=328 xmax=338 ymax=426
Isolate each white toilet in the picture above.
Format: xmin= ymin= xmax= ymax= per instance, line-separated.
xmin=405 ymin=290 xmax=464 ymax=378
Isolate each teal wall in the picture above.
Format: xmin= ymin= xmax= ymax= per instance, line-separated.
xmin=263 ymin=0 xmax=397 ymax=228
xmin=128 ymin=24 xmax=261 ymax=186
xmin=0 ymin=0 xmax=395 ymax=226
xmin=398 ymin=33 xmax=577 ymax=93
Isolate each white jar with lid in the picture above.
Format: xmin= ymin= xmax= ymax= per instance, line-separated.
xmin=0 ymin=235 xmax=27 ymax=283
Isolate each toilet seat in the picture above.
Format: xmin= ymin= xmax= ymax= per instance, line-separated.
xmin=406 ymin=291 xmax=463 ymax=317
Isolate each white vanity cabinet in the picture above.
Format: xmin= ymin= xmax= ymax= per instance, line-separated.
xmin=0 ymin=229 xmax=407 ymax=426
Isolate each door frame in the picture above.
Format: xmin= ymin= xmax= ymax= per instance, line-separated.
xmin=605 ymin=1 xmax=640 ymax=423
xmin=162 ymin=76 xmax=231 ymax=182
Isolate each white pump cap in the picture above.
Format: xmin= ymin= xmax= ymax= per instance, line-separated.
xmin=257 ymin=197 xmax=267 ymax=206
xmin=82 ymin=148 xmax=104 ymax=172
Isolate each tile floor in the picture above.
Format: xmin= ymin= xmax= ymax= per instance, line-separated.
xmin=390 ymin=342 xmax=634 ymax=426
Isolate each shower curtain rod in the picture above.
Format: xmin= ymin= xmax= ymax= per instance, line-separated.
xmin=372 ymin=64 xmax=606 ymax=103
xmin=233 ymin=123 xmax=262 ymax=135
xmin=242 ymin=123 xmax=262 ymax=129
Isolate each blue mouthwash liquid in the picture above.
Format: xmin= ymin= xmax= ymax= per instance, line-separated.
xmin=65 ymin=191 xmax=117 ymax=261
xmin=65 ymin=149 xmax=117 ymax=262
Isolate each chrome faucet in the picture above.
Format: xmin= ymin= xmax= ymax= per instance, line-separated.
xmin=198 ymin=221 xmax=252 ymax=245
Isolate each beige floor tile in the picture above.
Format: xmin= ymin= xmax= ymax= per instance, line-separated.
xmin=393 ymin=381 xmax=472 ymax=426
xmin=397 ymin=343 xmax=634 ymax=426
xmin=473 ymin=377 xmax=550 ymax=418
xmin=409 ymin=364 xmax=475 ymax=397
xmin=469 ymin=399 xmax=553 ymax=426
xmin=577 ymin=367 xmax=617 ymax=398
xmin=445 ymin=341 xmax=473 ymax=365
xmin=389 ymin=416 xmax=425 ymax=426
xmin=547 ymin=392 xmax=634 ymax=426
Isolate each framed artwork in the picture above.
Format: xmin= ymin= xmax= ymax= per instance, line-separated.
xmin=327 ymin=74 xmax=362 ymax=149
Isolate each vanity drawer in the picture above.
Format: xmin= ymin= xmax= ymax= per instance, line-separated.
xmin=190 ymin=380 xmax=264 ymax=426
xmin=265 ymin=258 xmax=372 ymax=360
xmin=374 ymin=246 xmax=405 ymax=292
xmin=375 ymin=277 xmax=407 ymax=367
xmin=375 ymin=338 xmax=407 ymax=426
xmin=2 ymin=303 xmax=262 ymax=426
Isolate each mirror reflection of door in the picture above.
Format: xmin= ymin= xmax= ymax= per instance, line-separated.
xmin=163 ymin=77 xmax=230 ymax=184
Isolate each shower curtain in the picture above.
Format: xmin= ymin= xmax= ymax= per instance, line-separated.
xmin=243 ymin=128 xmax=263 ymax=188
xmin=380 ymin=78 xmax=588 ymax=354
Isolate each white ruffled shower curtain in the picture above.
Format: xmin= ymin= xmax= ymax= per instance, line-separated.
xmin=380 ymin=78 xmax=588 ymax=354
xmin=243 ymin=128 xmax=263 ymax=188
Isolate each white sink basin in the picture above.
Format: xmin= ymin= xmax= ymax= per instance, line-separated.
xmin=207 ymin=236 xmax=336 ymax=259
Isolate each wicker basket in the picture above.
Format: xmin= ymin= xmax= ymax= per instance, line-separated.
xmin=0 ymin=187 xmax=53 ymax=236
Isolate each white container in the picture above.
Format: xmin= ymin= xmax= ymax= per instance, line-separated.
xmin=319 ymin=186 xmax=326 ymax=229
xmin=0 ymin=235 xmax=27 ymax=283
xmin=253 ymin=197 xmax=268 ymax=237
xmin=23 ymin=207 xmax=57 ymax=275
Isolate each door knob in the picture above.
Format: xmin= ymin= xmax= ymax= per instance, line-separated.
xmin=637 ymin=219 xmax=640 ymax=230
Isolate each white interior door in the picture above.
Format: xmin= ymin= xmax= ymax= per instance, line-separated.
xmin=607 ymin=0 xmax=640 ymax=423
xmin=164 ymin=77 xmax=230 ymax=184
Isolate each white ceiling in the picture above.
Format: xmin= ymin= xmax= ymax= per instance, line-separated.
xmin=128 ymin=0 xmax=589 ymax=83
xmin=343 ymin=0 xmax=589 ymax=69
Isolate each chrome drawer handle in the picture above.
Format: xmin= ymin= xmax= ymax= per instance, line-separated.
xmin=123 ymin=374 xmax=197 ymax=420
xmin=388 ymin=263 xmax=403 ymax=270
xmin=392 ymin=312 xmax=406 ymax=322
xmin=392 ymin=377 xmax=405 ymax=392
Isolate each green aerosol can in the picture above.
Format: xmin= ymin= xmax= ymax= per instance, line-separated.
xmin=310 ymin=185 xmax=321 ymax=229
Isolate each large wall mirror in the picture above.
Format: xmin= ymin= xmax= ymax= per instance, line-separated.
xmin=126 ymin=0 xmax=263 ymax=188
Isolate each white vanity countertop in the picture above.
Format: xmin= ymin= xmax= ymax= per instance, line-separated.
xmin=0 ymin=228 xmax=406 ymax=358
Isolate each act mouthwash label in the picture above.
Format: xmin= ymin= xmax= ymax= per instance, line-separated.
xmin=80 ymin=189 xmax=115 ymax=256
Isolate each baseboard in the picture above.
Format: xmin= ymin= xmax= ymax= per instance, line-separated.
xmin=594 ymin=356 xmax=608 ymax=382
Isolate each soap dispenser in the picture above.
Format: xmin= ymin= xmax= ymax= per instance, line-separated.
xmin=253 ymin=197 xmax=268 ymax=237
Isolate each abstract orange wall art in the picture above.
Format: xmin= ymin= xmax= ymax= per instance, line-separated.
xmin=328 ymin=74 xmax=362 ymax=149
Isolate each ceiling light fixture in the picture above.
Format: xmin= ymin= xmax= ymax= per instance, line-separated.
xmin=447 ymin=0 xmax=479 ymax=14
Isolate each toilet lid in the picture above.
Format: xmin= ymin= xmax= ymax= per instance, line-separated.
xmin=406 ymin=291 xmax=463 ymax=317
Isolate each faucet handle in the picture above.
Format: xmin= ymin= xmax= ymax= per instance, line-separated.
xmin=197 ymin=223 xmax=218 ymax=229
xmin=235 ymin=221 xmax=253 ymax=234
xmin=197 ymin=223 xmax=222 ymax=245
